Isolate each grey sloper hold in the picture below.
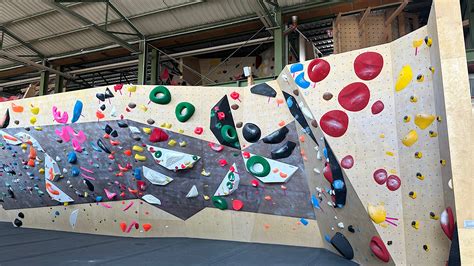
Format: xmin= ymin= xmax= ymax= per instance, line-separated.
xmin=262 ymin=126 xmax=289 ymax=144
xmin=271 ymin=141 xmax=297 ymax=159
xmin=242 ymin=123 xmax=261 ymax=143
xmin=250 ymin=83 xmax=277 ymax=97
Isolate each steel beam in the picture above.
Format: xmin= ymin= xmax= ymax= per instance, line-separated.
xmin=106 ymin=1 xmax=144 ymax=39
xmin=54 ymin=65 xmax=65 ymax=93
xmin=39 ymin=61 xmax=50 ymax=96
xmin=137 ymin=40 xmax=148 ymax=85
xmin=273 ymin=8 xmax=285 ymax=73
xmin=150 ymin=49 xmax=160 ymax=85
xmin=0 ymin=27 xmax=45 ymax=58
xmin=48 ymin=1 xmax=139 ymax=53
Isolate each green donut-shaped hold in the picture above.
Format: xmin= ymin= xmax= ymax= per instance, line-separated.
xmin=221 ymin=125 xmax=238 ymax=143
xmin=154 ymin=150 xmax=162 ymax=158
xmin=246 ymin=155 xmax=271 ymax=177
xmin=212 ymin=196 xmax=228 ymax=210
xmin=175 ymin=102 xmax=195 ymax=122
xmin=149 ymin=86 xmax=171 ymax=104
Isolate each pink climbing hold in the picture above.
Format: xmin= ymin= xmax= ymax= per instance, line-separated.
xmin=338 ymin=82 xmax=370 ymax=112
xmin=114 ymin=84 xmax=123 ymax=93
xmin=307 ymin=58 xmax=330 ymax=83
xmin=340 ymin=155 xmax=354 ymax=169
xmin=122 ymin=201 xmax=134 ymax=211
xmin=104 ymin=188 xmax=117 ymax=200
xmin=386 ymin=175 xmax=401 ymax=191
xmin=194 ymin=127 xmax=203 ymax=135
xmin=232 ymin=199 xmax=244 ymax=211
xmin=354 ymin=52 xmax=384 ymax=81
xmin=319 ymin=110 xmax=349 ymax=138
xmin=230 ymin=91 xmax=241 ymax=101
xmin=126 ymin=220 xmax=139 ymax=233
xmin=52 ymin=106 xmax=69 ymax=124
xmin=149 ymin=128 xmax=169 ymax=142
xmin=218 ymin=159 xmax=228 ymax=167
xmin=373 ymin=169 xmax=388 ymax=185
xmin=209 ymin=142 xmax=224 ymax=152
xmin=371 ymin=100 xmax=384 ymax=115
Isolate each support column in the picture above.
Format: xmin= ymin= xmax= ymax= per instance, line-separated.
xmin=273 ymin=7 xmax=285 ymax=74
xmin=137 ymin=40 xmax=148 ymax=85
xmin=150 ymin=49 xmax=159 ymax=85
xmin=39 ymin=60 xmax=50 ymax=96
xmin=54 ymin=65 xmax=64 ymax=93
xmin=298 ymin=33 xmax=306 ymax=62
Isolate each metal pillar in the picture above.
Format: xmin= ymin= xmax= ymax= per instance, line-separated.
xmin=150 ymin=49 xmax=160 ymax=85
xmin=137 ymin=40 xmax=148 ymax=85
xmin=274 ymin=8 xmax=285 ymax=73
xmin=54 ymin=65 xmax=65 ymax=93
xmin=298 ymin=33 xmax=306 ymax=62
xmin=39 ymin=60 xmax=50 ymax=96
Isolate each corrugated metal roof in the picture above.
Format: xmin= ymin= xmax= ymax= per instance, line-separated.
xmin=0 ymin=0 xmax=323 ymax=68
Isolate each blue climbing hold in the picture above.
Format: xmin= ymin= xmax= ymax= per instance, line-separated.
xmin=311 ymin=195 xmax=320 ymax=209
xmin=71 ymin=167 xmax=80 ymax=177
xmin=323 ymin=148 xmax=328 ymax=158
xmin=300 ymin=218 xmax=309 ymax=226
xmin=95 ymin=196 xmax=103 ymax=202
xmin=295 ymin=72 xmax=310 ymax=89
xmin=133 ymin=167 xmax=142 ymax=180
xmin=67 ymin=151 xmax=77 ymax=164
xmin=325 ymin=234 xmax=331 ymax=243
xmin=333 ymin=180 xmax=345 ymax=190
xmin=286 ymin=97 xmax=294 ymax=108
xmin=71 ymin=100 xmax=83 ymax=123
xmin=290 ymin=63 xmax=303 ymax=73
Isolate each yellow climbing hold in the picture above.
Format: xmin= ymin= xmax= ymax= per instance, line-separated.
xmin=178 ymin=129 xmax=184 ymax=134
xmin=142 ymin=128 xmax=152 ymax=134
xmin=429 ymin=66 xmax=435 ymax=74
xmin=132 ymin=145 xmax=144 ymax=152
xmin=410 ymin=96 xmax=418 ymax=103
xmin=414 ymin=114 xmax=435 ymax=130
xmin=413 ymin=39 xmax=423 ymax=48
xmin=39 ymin=168 xmax=45 ymax=174
xmin=21 ymin=143 xmax=27 ymax=150
xmin=414 ymin=152 xmax=423 ymax=159
xmin=403 ymin=115 xmax=411 ymax=123
xmin=440 ymin=159 xmax=446 ymax=166
xmin=160 ymin=122 xmax=172 ymax=129
xmin=179 ymin=141 xmax=187 ymax=147
xmin=395 ymin=65 xmax=413 ymax=92
xmin=168 ymin=139 xmax=177 ymax=147
xmin=386 ymin=151 xmax=394 ymax=156
xmin=138 ymin=104 xmax=148 ymax=112
xmin=402 ymin=130 xmax=418 ymax=147
xmin=416 ymin=172 xmax=425 ymax=180
xmin=411 ymin=220 xmax=420 ymax=229
xmin=127 ymin=85 xmax=137 ymax=92
xmin=34 ymin=127 xmax=42 ymax=131
xmin=134 ymin=154 xmax=146 ymax=161
xmin=368 ymin=203 xmax=386 ymax=224
xmin=30 ymin=116 xmax=37 ymax=125
xmin=379 ymin=134 xmax=385 ymax=138
xmin=416 ymin=74 xmax=424 ymax=82
xmin=201 ymin=169 xmax=210 ymax=176
xmin=64 ymin=202 xmax=69 ymax=206
xmin=429 ymin=131 xmax=438 ymax=137
xmin=30 ymin=105 xmax=40 ymax=115
xmin=424 ymin=36 xmax=432 ymax=47
xmin=430 ymin=212 xmax=439 ymax=220
xmin=409 ymin=191 xmax=417 ymax=199
xmin=203 ymin=195 xmax=210 ymax=201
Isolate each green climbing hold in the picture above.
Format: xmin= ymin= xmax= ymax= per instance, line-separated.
xmin=221 ymin=125 xmax=238 ymax=143
xmin=212 ymin=196 xmax=228 ymax=210
xmin=175 ymin=102 xmax=195 ymax=122
xmin=246 ymin=155 xmax=271 ymax=177
xmin=149 ymin=86 xmax=171 ymax=104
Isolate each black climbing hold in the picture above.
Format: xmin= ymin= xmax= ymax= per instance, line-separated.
xmin=128 ymin=102 xmax=136 ymax=109
xmin=105 ymin=125 xmax=113 ymax=134
xmin=325 ymin=139 xmax=347 ymax=208
xmin=117 ymin=121 xmax=128 ymax=128
xmin=330 ymin=232 xmax=354 ymax=260
xmin=250 ymin=83 xmax=277 ymax=97
xmin=242 ymin=123 xmax=261 ymax=143
xmin=271 ymin=141 xmax=296 ymax=159
xmin=104 ymin=88 xmax=114 ymax=99
xmin=18 ymin=212 xmax=24 ymax=219
xmin=262 ymin=126 xmax=289 ymax=144
xmin=282 ymin=92 xmax=317 ymax=144
xmin=97 ymin=139 xmax=111 ymax=154
xmin=387 ymin=241 xmax=392 ymax=246
xmin=209 ymin=96 xmax=240 ymax=149
xmin=348 ymin=225 xmax=355 ymax=233
xmin=96 ymin=93 xmax=106 ymax=102
xmin=25 ymin=127 xmax=30 ymax=131
xmin=100 ymin=104 xmax=106 ymax=111
xmin=110 ymin=130 xmax=118 ymax=138
xmin=84 ymin=179 xmax=94 ymax=192
xmin=0 ymin=109 xmax=10 ymax=129
xmin=147 ymin=119 xmax=155 ymax=125
xmin=13 ymin=218 xmax=22 ymax=227
xmin=7 ymin=187 xmax=15 ymax=198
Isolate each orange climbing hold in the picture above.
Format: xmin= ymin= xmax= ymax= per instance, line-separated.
xmin=45 ymin=182 xmax=60 ymax=195
xmin=11 ymin=103 xmax=24 ymax=113
xmin=120 ymin=222 xmax=127 ymax=232
xmin=142 ymin=223 xmax=152 ymax=232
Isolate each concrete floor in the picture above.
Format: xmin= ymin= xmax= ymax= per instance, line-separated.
xmin=0 ymin=222 xmax=357 ymax=266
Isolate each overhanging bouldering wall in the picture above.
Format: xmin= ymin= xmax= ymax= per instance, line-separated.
xmin=0 ymin=1 xmax=470 ymax=265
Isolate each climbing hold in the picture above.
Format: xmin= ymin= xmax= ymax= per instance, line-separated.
xmin=262 ymin=126 xmax=289 ymax=144
xmin=221 ymin=125 xmax=238 ymax=143
xmin=271 ymin=141 xmax=296 ymax=159
xmin=149 ymin=128 xmax=169 ymax=142
xmin=95 ymin=111 xmax=105 ymax=120
xmin=368 ymin=203 xmax=387 ymax=224
xmin=117 ymin=121 xmax=128 ymax=128
xmin=120 ymin=222 xmax=127 ymax=232
xmin=410 ymin=95 xmax=418 ymax=103
xmin=403 ymin=115 xmax=411 ymax=123
xmin=212 ymin=196 xmax=228 ymax=210
xmin=149 ymin=86 xmax=171 ymax=104
xmin=409 ymin=191 xmax=417 ymax=199
xmin=429 ymin=131 xmax=438 ymax=137
xmin=30 ymin=116 xmax=37 ymax=125
xmin=348 ymin=225 xmax=355 ymax=233
xmin=142 ymin=223 xmax=152 ymax=232
xmin=230 ymin=91 xmax=240 ymax=101
xmin=414 ymin=151 xmax=422 ymax=159
xmin=11 ymin=103 xmax=24 ymax=113
xmin=294 ymin=72 xmax=310 ymax=89
xmin=13 ymin=218 xmax=23 ymax=227
xmin=251 ymin=179 xmax=259 ymax=187
xmin=416 ymin=172 xmax=424 ymax=180
xmin=186 ymin=185 xmax=199 ymax=198
xmin=0 ymin=109 xmax=10 ymax=128
xmin=231 ymin=104 xmax=239 ymax=110
xmin=386 ymin=175 xmax=401 ymax=191
xmin=440 ymin=207 xmax=454 ymax=240
xmin=322 ymin=92 xmax=333 ymax=101
xmin=194 ymin=127 xmax=203 ymax=135
xmin=71 ymin=167 xmax=80 ymax=177
xmin=424 ymin=36 xmax=432 ymax=47
xmin=208 ymin=142 xmax=224 ymax=152
xmin=132 ymin=145 xmax=144 ymax=152
xmin=330 ymin=232 xmax=354 ymax=260
xmin=370 ymin=236 xmax=390 ymax=263
xmin=250 ymin=83 xmax=277 ymax=97
xmin=134 ymin=154 xmax=146 ymax=161
xmin=440 ymin=159 xmax=446 ymax=166
xmin=242 ymin=123 xmax=261 ymax=143
xmin=411 ymin=220 xmax=420 ymax=229
xmin=175 ymin=102 xmax=195 ymax=122
xmin=67 ymin=151 xmax=77 ymax=164
xmin=147 ymin=119 xmax=155 ymax=125
xmin=371 ymin=100 xmax=384 ymax=115
xmin=340 ymin=155 xmax=354 ymax=169
xmin=71 ymin=101 xmax=83 ymax=123
xmin=319 ymin=110 xmax=349 ymax=138
xmin=417 ymin=74 xmax=424 ymax=82
xmin=142 ymin=194 xmax=161 ymax=205
xmin=307 ymin=58 xmax=330 ymax=83
xmin=414 ymin=114 xmax=435 ymax=130
xmin=423 ymin=244 xmax=429 ymax=252
xmin=338 ymin=82 xmax=370 ymax=112
xmin=97 ymin=139 xmax=111 ymax=154
xmin=354 ymin=51 xmax=384 ymax=80
xmin=30 ymin=105 xmax=40 ymax=115
xmin=430 ymin=212 xmax=439 ymax=220
xmin=168 ymin=139 xmax=177 ymax=147
xmin=395 ymin=65 xmax=413 ymax=92
xmin=401 ymin=130 xmax=418 ymax=147
xmin=246 ymin=155 xmax=271 ymax=177
xmin=323 ymin=163 xmax=333 ymax=183
xmin=218 ymin=159 xmax=228 ymax=167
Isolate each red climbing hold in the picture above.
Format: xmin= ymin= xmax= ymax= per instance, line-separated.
xmin=143 ymin=223 xmax=152 ymax=232
xmin=354 ymin=52 xmax=384 ymax=81
xmin=370 ymin=236 xmax=391 ymax=263
xmin=251 ymin=179 xmax=259 ymax=187
xmin=124 ymin=150 xmax=132 ymax=156
xmin=149 ymin=128 xmax=169 ymax=142
xmin=96 ymin=110 xmax=105 ymax=120
xmin=232 ymin=199 xmax=244 ymax=211
xmin=319 ymin=110 xmax=349 ymax=138
xmin=323 ymin=163 xmax=333 ymax=184
xmin=120 ymin=222 xmax=127 ymax=232
xmin=217 ymin=112 xmax=225 ymax=120
xmin=340 ymin=155 xmax=354 ymax=169
xmin=194 ymin=127 xmax=203 ymax=135
xmin=218 ymin=159 xmax=228 ymax=167
xmin=373 ymin=169 xmax=388 ymax=185
xmin=386 ymin=175 xmax=401 ymax=191
xmin=307 ymin=58 xmax=330 ymax=83
xmin=371 ymin=100 xmax=384 ymax=115
xmin=440 ymin=207 xmax=455 ymax=240
xmin=338 ymin=82 xmax=370 ymax=112
xmin=242 ymin=151 xmax=251 ymax=159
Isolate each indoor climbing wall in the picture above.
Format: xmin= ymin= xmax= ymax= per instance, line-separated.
xmin=0 ymin=1 xmax=466 ymax=265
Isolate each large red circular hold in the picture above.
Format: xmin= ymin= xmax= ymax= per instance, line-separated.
xmin=373 ymin=169 xmax=388 ymax=185
xmin=307 ymin=58 xmax=330 ymax=83
xmin=338 ymin=82 xmax=371 ymax=112
xmin=371 ymin=100 xmax=384 ymax=115
xmin=341 ymin=155 xmax=354 ymax=169
xmin=354 ymin=52 xmax=384 ymax=81
xmin=386 ymin=175 xmax=401 ymax=191
xmin=319 ymin=110 xmax=349 ymax=138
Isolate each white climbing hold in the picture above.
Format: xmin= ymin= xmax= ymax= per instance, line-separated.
xmin=214 ymin=163 xmax=240 ymax=196
xmin=142 ymin=194 xmax=162 ymax=205
xmin=337 ymin=222 xmax=344 ymax=229
xmin=142 ymin=166 xmax=173 ymax=185
xmin=316 ymin=150 xmax=322 ymax=160
xmin=69 ymin=209 xmax=79 ymax=229
xmin=448 ymin=179 xmax=453 ymax=190
xmin=186 ymin=185 xmax=199 ymax=198
xmin=313 ymin=168 xmax=320 ymax=174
